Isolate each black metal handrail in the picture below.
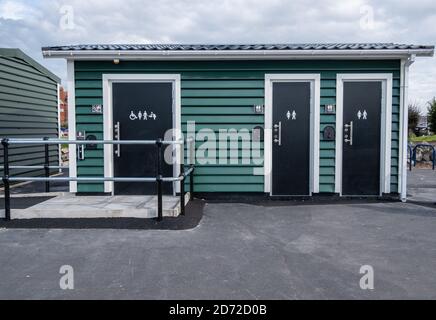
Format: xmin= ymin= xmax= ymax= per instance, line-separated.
xmin=1 ymin=137 xmax=195 ymax=221
xmin=408 ymin=144 xmax=413 ymax=171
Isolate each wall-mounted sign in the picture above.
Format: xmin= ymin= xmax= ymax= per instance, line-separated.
xmin=92 ymin=104 xmax=103 ymax=113
xmin=85 ymin=134 xmax=97 ymax=150
xmin=129 ymin=110 xmax=157 ymax=121
xmin=253 ymin=105 xmax=264 ymax=114
xmin=286 ymin=110 xmax=296 ymax=120
xmin=323 ymin=126 xmax=335 ymax=141
xmin=325 ymin=104 xmax=335 ymax=113
xmin=357 ymin=109 xmax=368 ymax=120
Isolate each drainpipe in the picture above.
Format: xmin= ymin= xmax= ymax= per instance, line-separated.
xmin=400 ymin=55 xmax=415 ymax=202
xmin=57 ymin=84 xmax=62 ymax=174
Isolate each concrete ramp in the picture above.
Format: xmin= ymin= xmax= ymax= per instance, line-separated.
xmin=6 ymin=193 xmax=190 ymax=219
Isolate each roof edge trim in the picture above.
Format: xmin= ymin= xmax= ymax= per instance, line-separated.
xmin=42 ymin=48 xmax=434 ymax=60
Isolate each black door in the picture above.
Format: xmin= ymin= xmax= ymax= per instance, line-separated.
xmin=112 ymin=82 xmax=173 ymax=195
xmin=272 ymin=82 xmax=311 ymax=196
xmin=342 ymin=81 xmax=382 ymax=196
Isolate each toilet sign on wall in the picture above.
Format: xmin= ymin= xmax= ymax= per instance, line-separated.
xmin=91 ymin=104 xmax=103 ymax=113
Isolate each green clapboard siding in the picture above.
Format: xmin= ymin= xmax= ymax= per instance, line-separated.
xmin=74 ymin=60 xmax=401 ymax=193
xmin=0 ymin=53 xmax=59 ymax=182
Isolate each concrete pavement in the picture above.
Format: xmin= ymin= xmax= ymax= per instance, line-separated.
xmin=0 ymin=200 xmax=436 ymax=299
xmin=407 ymin=168 xmax=436 ymax=204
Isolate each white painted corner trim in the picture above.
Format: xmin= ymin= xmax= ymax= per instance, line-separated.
xmin=335 ymin=73 xmax=393 ymax=196
xmin=399 ymin=58 xmax=413 ymax=202
xmin=264 ymin=73 xmax=321 ymax=195
xmin=102 ymin=74 xmax=182 ymax=194
xmin=57 ymin=83 xmax=62 ymax=173
xmin=67 ymin=60 xmax=77 ymax=192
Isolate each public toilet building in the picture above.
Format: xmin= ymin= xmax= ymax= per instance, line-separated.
xmin=42 ymin=43 xmax=434 ymax=201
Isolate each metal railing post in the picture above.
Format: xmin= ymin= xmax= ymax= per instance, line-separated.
xmin=187 ymin=138 xmax=195 ymax=201
xmin=413 ymin=147 xmax=417 ymax=167
xmin=189 ymin=165 xmax=194 ymax=201
xmin=179 ymin=140 xmax=185 ymax=215
xmin=408 ymin=145 xmax=412 ymax=171
xmin=156 ymin=138 xmax=163 ymax=221
xmin=43 ymin=137 xmax=50 ymax=192
xmin=180 ymin=163 xmax=185 ymax=216
xmin=433 ymin=147 xmax=435 ymax=171
xmin=2 ymin=138 xmax=11 ymax=220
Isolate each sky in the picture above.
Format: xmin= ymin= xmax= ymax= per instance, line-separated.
xmin=0 ymin=0 xmax=435 ymax=112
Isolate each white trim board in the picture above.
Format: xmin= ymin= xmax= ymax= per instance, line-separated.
xmin=67 ymin=60 xmax=77 ymax=192
xmin=102 ymin=74 xmax=182 ymax=195
xmin=57 ymin=83 xmax=62 ymax=173
xmin=264 ymin=74 xmax=320 ymax=195
xmin=398 ymin=57 xmax=414 ymax=201
xmin=335 ymin=73 xmax=393 ymax=196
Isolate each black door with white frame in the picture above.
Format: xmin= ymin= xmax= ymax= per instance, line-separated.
xmin=272 ymin=82 xmax=311 ymax=196
xmin=112 ymin=82 xmax=173 ymax=195
xmin=342 ymin=81 xmax=382 ymax=196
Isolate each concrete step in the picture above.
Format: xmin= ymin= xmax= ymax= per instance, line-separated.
xmin=1 ymin=193 xmax=190 ymax=219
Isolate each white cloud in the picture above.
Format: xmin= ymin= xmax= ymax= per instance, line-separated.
xmin=0 ymin=0 xmax=37 ymax=20
xmin=0 ymin=0 xmax=434 ymax=108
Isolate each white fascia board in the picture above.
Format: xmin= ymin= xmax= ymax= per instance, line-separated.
xmin=66 ymin=60 xmax=77 ymax=193
xmin=42 ymin=48 xmax=435 ymax=60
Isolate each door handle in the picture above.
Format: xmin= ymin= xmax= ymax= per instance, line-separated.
xmin=344 ymin=121 xmax=353 ymax=146
xmin=273 ymin=121 xmax=282 ymax=146
xmin=76 ymin=131 xmax=85 ymax=161
xmin=114 ymin=121 xmax=121 ymax=157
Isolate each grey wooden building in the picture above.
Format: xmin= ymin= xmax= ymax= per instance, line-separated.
xmin=0 ymin=48 xmax=60 ymax=183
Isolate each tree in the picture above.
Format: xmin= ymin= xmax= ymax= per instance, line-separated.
xmin=408 ymin=103 xmax=421 ymax=134
xmin=427 ymin=98 xmax=436 ymax=134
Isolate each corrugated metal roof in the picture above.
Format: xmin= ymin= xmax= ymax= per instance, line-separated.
xmin=42 ymin=43 xmax=434 ymax=52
